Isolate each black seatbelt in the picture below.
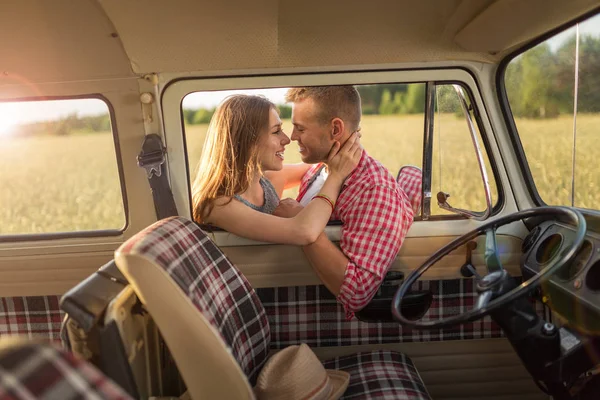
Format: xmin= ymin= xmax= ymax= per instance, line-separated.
xmin=137 ymin=134 xmax=178 ymax=219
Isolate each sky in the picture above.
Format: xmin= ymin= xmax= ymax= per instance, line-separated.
xmin=1 ymin=14 xmax=599 ymax=133
xmin=547 ymin=13 xmax=600 ymax=51
xmin=182 ymin=88 xmax=288 ymax=110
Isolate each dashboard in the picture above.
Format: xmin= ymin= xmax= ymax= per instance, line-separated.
xmin=521 ymin=216 xmax=600 ymax=334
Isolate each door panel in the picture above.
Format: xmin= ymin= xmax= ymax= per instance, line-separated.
xmin=229 ymin=231 xmax=547 ymax=399
xmin=224 ymin=234 xmax=523 ymax=288
xmin=0 ymin=252 xmax=113 ymax=297
xmin=311 ymin=340 xmax=546 ymax=399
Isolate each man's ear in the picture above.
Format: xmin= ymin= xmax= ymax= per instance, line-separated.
xmin=330 ymin=117 xmax=345 ymax=139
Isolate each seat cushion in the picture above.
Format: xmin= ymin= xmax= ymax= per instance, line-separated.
xmin=322 ymin=350 xmax=431 ymax=400
xmin=0 ymin=341 xmax=132 ymax=399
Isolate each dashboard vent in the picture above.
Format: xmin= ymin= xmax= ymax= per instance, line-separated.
xmin=522 ymin=226 xmax=542 ymax=253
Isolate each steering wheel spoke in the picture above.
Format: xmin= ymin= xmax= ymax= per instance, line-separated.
xmin=474 ymin=290 xmax=493 ymax=311
xmin=484 ymin=227 xmax=503 ymax=273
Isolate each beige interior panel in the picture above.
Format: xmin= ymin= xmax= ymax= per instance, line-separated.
xmin=226 ymin=234 xmax=523 ymax=288
xmin=0 ymin=0 xmax=133 ymax=86
xmin=455 ymin=0 xmax=599 ymax=53
xmin=0 ymin=0 xmax=587 ymax=84
xmin=98 ymin=0 xmax=596 ymax=73
xmin=99 ymin=0 xmax=279 ymax=73
xmin=0 ymin=252 xmax=112 ymax=297
xmin=311 ymin=339 xmax=546 ymax=400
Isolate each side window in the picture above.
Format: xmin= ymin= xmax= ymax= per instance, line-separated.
xmin=182 ymin=82 xmax=497 ymax=222
xmin=431 ymin=84 xmax=498 ymax=216
xmin=183 ymin=85 xmax=425 ymax=202
xmin=504 ymin=14 xmax=600 ymax=209
xmin=0 ymin=98 xmax=125 ymax=235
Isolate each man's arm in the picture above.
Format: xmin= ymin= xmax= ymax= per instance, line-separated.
xmin=274 ymin=199 xmax=348 ymax=294
xmin=275 ymin=185 xmax=413 ymax=317
xmin=301 ymin=233 xmax=347 ymax=296
xmin=264 ymin=163 xmax=312 ymax=197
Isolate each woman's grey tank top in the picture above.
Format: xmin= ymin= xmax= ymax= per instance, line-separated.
xmin=233 ymin=177 xmax=280 ymax=214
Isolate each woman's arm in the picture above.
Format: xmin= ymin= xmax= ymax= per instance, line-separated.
xmin=207 ymin=133 xmax=362 ymax=245
xmin=207 ymin=184 xmax=338 ymax=245
xmin=264 ymin=163 xmax=313 ymax=197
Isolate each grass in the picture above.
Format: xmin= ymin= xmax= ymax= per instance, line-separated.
xmin=0 ymin=134 xmax=125 ymax=234
xmin=1 ymin=114 xmax=598 ymax=235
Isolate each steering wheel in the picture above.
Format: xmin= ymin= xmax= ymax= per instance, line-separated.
xmin=392 ymin=207 xmax=586 ymax=329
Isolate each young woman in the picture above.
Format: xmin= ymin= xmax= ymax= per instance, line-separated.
xmin=191 ymin=95 xmax=361 ymax=245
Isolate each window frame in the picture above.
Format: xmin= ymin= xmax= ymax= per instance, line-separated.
xmin=0 ymin=94 xmax=129 ymax=242
xmin=423 ymin=80 xmax=503 ymax=221
xmin=496 ymin=8 xmax=600 ymax=208
xmin=162 ymin=68 xmax=505 ymax=232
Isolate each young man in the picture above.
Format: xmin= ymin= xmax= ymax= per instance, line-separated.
xmin=275 ymin=86 xmax=416 ymax=319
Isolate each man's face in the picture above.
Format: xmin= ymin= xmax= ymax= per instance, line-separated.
xmin=290 ymin=98 xmax=334 ymax=164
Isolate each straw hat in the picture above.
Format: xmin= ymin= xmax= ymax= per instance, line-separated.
xmin=254 ymin=344 xmax=350 ymax=400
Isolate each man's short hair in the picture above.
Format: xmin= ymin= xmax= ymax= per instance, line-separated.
xmin=285 ymin=86 xmax=361 ymax=132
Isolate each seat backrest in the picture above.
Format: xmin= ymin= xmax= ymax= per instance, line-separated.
xmin=0 ymin=338 xmax=132 ymax=399
xmin=397 ymin=165 xmax=423 ymax=215
xmin=115 ymin=217 xmax=270 ymax=399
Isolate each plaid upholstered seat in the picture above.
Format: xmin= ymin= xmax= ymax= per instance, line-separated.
xmin=397 ymin=165 xmax=423 ymax=215
xmin=0 ymin=340 xmax=132 ymax=400
xmin=323 ymin=351 xmax=429 ymax=400
xmin=116 ymin=217 xmax=431 ymax=399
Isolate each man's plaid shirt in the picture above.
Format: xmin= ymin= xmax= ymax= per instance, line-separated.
xmin=297 ymin=151 xmax=417 ymax=318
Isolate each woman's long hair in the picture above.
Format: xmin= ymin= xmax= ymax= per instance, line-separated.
xmin=192 ymin=95 xmax=275 ymax=223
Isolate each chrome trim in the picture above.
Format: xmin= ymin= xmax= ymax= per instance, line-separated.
xmin=421 ymin=82 xmax=436 ymax=220
xmin=571 ymin=24 xmax=580 ymax=207
xmin=436 ymin=85 xmax=492 ymax=221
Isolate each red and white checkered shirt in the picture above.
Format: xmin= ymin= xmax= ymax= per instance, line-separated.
xmin=297 ymin=151 xmax=419 ymax=319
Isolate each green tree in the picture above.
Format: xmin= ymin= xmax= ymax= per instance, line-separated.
xmin=404 ymin=84 xmax=426 ymax=114
xmin=505 ymin=55 xmax=524 ymax=116
xmin=278 ymin=104 xmax=292 ymax=119
xmin=554 ymin=34 xmax=600 ymax=113
xmin=358 ymin=84 xmax=407 ymax=114
xmin=506 ymin=43 xmax=560 ymax=118
xmin=378 ymin=90 xmax=395 ymax=114
xmin=182 ymin=108 xmax=197 ymax=125
xmin=435 ymin=85 xmax=461 ymax=113
xmin=192 ymin=108 xmax=215 ymax=124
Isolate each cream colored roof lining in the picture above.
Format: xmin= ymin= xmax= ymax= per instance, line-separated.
xmin=100 ymin=0 xmax=498 ymax=73
xmin=455 ymin=0 xmax=600 ymax=54
xmin=99 ymin=0 xmax=599 ymax=73
xmin=0 ymin=0 xmax=598 ymax=85
xmin=98 ymin=0 xmax=280 ymax=73
xmin=0 ymin=0 xmax=134 ymax=86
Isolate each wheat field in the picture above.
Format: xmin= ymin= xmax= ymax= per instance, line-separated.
xmin=1 ymin=114 xmax=598 ymax=235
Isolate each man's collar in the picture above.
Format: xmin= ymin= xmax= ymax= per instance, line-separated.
xmin=342 ymin=150 xmax=368 ymax=187
xmin=313 ymin=149 xmax=367 ymax=188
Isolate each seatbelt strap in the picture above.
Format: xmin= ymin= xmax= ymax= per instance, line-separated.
xmin=137 ymin=134 xmax=178 ymax=219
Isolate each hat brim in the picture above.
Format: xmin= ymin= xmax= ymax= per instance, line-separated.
xmin=326 ymin=370 xmax=350 ymax=400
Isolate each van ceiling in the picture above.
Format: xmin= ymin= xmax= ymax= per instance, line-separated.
xmin=1 ymin=0 xmax=598 ymax=85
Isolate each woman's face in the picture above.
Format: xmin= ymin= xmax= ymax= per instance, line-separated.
xmin=257 ymin=107 xmax=290 ymax=171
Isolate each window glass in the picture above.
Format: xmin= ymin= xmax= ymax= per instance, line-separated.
xmin=183 ymin=83 xmax=497 ymax=219
xmin=504 ymin=14 xmax=600 ymax=209
xmin=431 ymin=85 xmax=498 ymax=215
xmin=183 ymin=85 xmax=424 ymax=201
xmin=0 ymin=98 xmax=125 ymax=235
